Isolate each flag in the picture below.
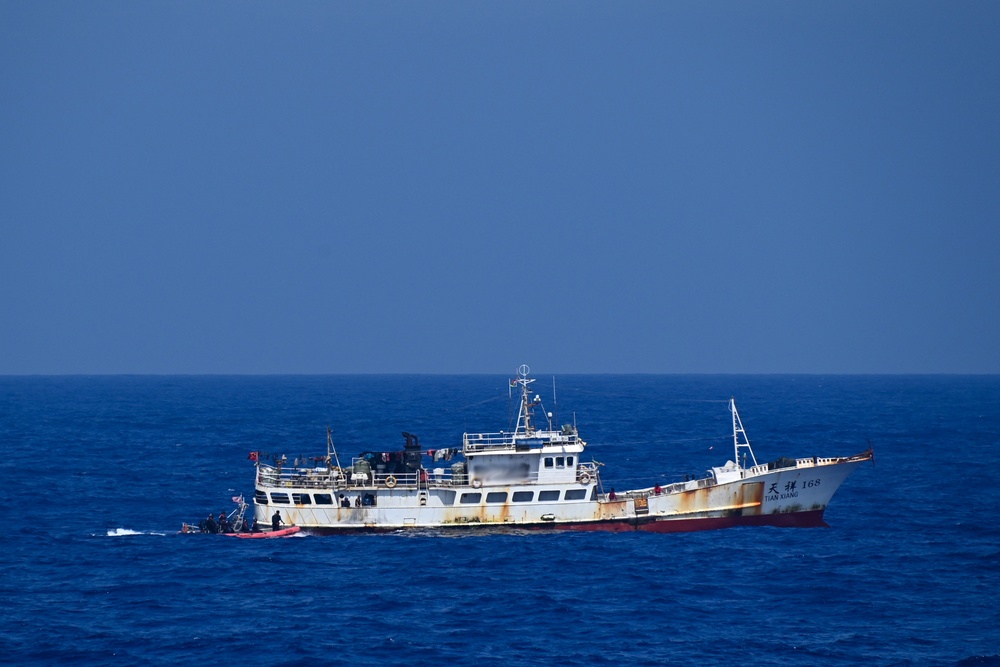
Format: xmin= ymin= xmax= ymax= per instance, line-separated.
xmin=248 ymin=451 xmax=259 ymax=461
xmin=232 ymin=495 xmax=244 ymax=504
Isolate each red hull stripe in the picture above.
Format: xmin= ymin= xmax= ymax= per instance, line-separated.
xmin=295 ymin=510 xmax=829 ymax=535
xmin=558 ymin=509 xmax=829 ymax=533
xmin=229 ymin=525 xmax=301 ymax=538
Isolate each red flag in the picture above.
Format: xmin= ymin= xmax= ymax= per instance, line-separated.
xmin=248 ymin=451 xmax=259 ymax=461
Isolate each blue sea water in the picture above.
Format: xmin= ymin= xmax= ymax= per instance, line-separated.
xmin=1 ymin=374 xmax=998 ymax=666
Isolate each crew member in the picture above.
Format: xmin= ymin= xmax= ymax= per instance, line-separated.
xmin=271 ymin=510 xmax=284 ymax=532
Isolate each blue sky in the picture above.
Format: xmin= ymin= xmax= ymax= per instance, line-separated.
xmin=2 ymin=2 xmax=998 ymax=374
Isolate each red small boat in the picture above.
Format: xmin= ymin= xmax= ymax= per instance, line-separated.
xmin=181 ymin=497 xmax=300 ymax=538
xmin=228 ymin=525 xmax=301 ymax=539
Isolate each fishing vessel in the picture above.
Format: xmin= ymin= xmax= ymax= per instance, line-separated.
xmin=249 ymin=365 xmax=872 ymax=534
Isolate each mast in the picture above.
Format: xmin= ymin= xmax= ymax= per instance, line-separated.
xmin=514 ymin=364 xmax=536 ymax=435
xmin=327 ymin=427 xmax=344 ymax=472
xmin=730 ymin=398 xmax=758 ymax=469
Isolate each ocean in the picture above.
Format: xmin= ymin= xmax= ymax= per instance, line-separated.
xmin=1 ymin=374 xmax=997 ymax=666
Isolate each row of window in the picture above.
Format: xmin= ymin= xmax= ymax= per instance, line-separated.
xmin=256 ymin=488 xmax=594 ymax=506
xmin=543 ymin=456 xmax=575 ymax=468
xmin=459 ymin=488 xmax=590 ymax=503
xmin=257 ymin=491 xmax=337 ymax=505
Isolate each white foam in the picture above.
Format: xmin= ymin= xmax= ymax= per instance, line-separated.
xmin=105 ymin=528 xmax=166 ymax=537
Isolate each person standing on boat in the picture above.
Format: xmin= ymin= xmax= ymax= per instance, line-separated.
xmin=271 ymin=510 xmax=284 ymax=532
xmin=204 ymin=513 xmax=218 ymax=534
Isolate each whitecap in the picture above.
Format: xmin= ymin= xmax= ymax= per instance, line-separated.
xmin=105 ymin=528 xmax=166 ymax=537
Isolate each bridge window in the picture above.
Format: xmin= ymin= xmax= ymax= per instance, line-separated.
xmin=486 ymin=492 xmax=508 ymax=503
xmin=254 ymin=490 xmax=268 ymax=505
xmin=538 ymin=490 xmax=560 ymax=501
xmin=544 ymin=457 xmax=554 ymax=468
xmin=460 ymin=493 xmax=482 ymax=504
xmin=270 ymin=492 xmax=290 ymax=504
xmin=565 ymin=489 xmax=587 ymax=500
xmin=567 ymin=456 xmax=574 ymax=467
xmin=292 ymin=493 xmax=312 ymax=505
xmin=512 ymin=491 xmax=534 ymax=502
xmin=314 ymin=494 xmax=333 ymax=505
xmin=556 ymin=457 xmax=565 ymax=468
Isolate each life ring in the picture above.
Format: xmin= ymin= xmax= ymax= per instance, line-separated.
xmin=385 ymin=476 xmax=397 ymax=488
xmin=471 ymin=479 xmax=482 ymax=489
xmin=579 ymin=472 xmax=591 ymax=484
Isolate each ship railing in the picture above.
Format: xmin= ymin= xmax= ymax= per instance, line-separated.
xmin=463 ymin=432 xmax=517 ymax=452
xmin=257 ymin=463 xmax=347 ymax=490
xmin=352 ymin=470 xmax=472 ymax=489
xmin=737 ymin=455 xmax=850 ymax=480
xmin=797 ymin=456 xmax=844 ymax=467
xmin=463 ymin=431 xmax=579 ymax=453
xmin=258 ymin=463 xmax=470 ymax=490
xmin=620 ymin=476 xmax=714 ymax=499
xmin=259 ymin=461 xmax=602 ymax=491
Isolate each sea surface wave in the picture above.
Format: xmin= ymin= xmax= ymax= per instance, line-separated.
xmin=2 ymin=375 xmax=998 ymax=666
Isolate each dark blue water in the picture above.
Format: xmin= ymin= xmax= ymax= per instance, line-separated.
xmin=2 ymin=375 xmax=998 ymax=666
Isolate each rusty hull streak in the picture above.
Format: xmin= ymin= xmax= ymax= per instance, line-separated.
xmin=598 ymin=500 xmax=629 ymax=521
xmin=672 ymin=481 xmax=763 ymax=518
xmin=739 ymin=481 xmax=763 ymax=516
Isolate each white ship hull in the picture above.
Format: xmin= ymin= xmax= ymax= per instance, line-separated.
xmin=251 ymin=452 xmax=871 ymax=534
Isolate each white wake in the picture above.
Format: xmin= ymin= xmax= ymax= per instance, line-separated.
xmin=105 ymin=528 xmax=167 ymax=537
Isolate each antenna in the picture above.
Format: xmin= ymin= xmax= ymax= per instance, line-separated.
xmin=551 ymin=376 xmax=557 ymax=430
